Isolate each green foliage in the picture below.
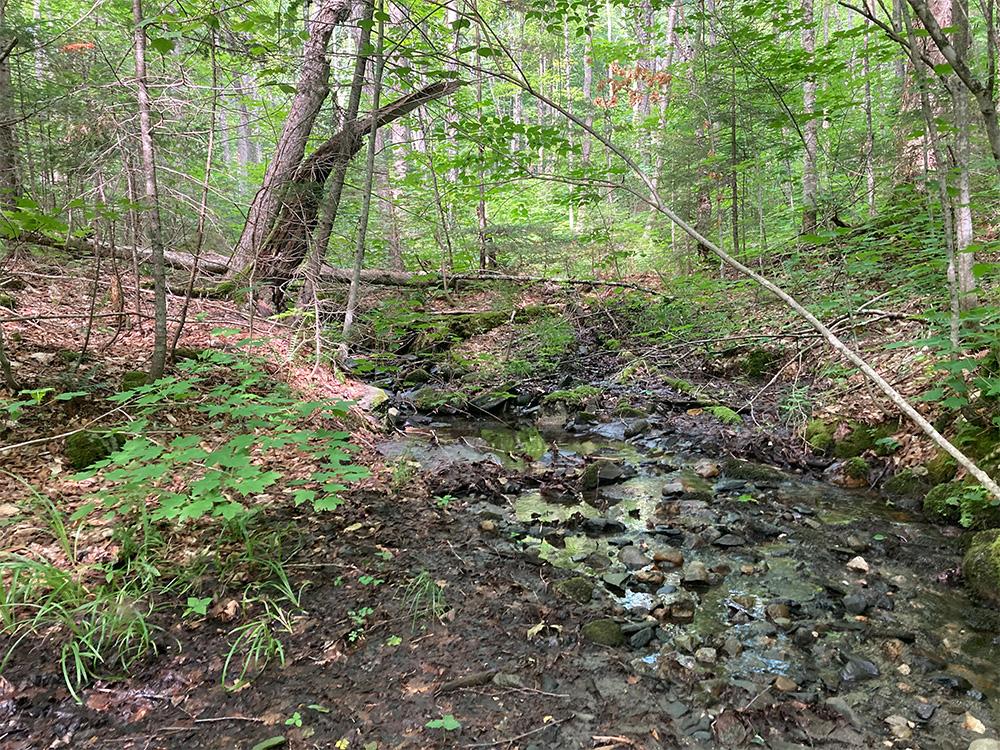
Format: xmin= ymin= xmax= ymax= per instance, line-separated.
xmin=75 ymin=347 xmax=369 ymax=523
xmin=706 ymin=405 xmax=742 ymax=425
xmin=425 ymin=714 xmax=461 ymax=731
xmin=402 ymin=570 xmax=448 ymax=631
xmin=543 ymin=385 xmax=601 ymax=407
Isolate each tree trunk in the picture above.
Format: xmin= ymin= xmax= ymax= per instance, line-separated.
xmin=951 ymin=0 xmax=978 ymax=309
xmin=132 ymin=0 xmax=168 ymax=378
xmin=802 ymin=0 xmax=819 ymax=233
xmin=253 ymin=81 xmax=460 ymax=312
xmin=0 ymin=0 xmax=21 ymax=208
xmin=863 ymin=1 xmax=877 ymax=215
xmin=229 ymin=0 xmax=353 ymax=276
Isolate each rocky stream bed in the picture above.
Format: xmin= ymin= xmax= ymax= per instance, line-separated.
xmin=379 ymin=405 xmax=1000 ymax=749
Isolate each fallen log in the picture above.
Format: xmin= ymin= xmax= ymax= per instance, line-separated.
xmin=12 ymin=232 xmax=665 ymax=294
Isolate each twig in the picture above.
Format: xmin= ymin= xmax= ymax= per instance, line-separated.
xmin=464 ymin=716 xmax=570 ymax=748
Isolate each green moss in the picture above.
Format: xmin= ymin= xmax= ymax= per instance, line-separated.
xmin=962 ymin=529 xmax=1000 ymax=606
xmin=664 ymin=377 xmax=697 ymax=394
xmin=581 ymin=618 xmax=624 ymax=647
xmin=833 ymin=423 xmax=875 ymax=459
xmin=925 ymin=452 xmax=959 ymax=485
xmin=555 ymin=576 xmax=594 ymax=604
xmin=805 ymin=419 xmax=836 ymax=454
xmin=543 ymin=385 xmax=601 ymax=407
xmin=883 ymin=468 xmax=928 ymax=499
xmin=0 ymin=292 xmax=15 ymax=310
xmin=613 ymin=400 xmax=647 ymax=418
xmin=120 ymin=370 xmax=150 ymax=391
xmin=740 ymin=347 xmax=782 ymax=378
xmin=403 ymin=368 xmax=432 ymax=385
xmin=923 ymin=482 xmax=963 ymax=524
xmin=721 ymin=458 xmax=785 ymax=483
xmin=706 ymin=405 xmax=742 ymax=425
xmin=844 ymin=457 xmax=870 ymax=480
xmin=64 ymin=430 xmax=122 ymax=470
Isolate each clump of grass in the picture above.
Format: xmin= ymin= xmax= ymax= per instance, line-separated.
xmin=401 ymin=570 xmax=448 ymax=631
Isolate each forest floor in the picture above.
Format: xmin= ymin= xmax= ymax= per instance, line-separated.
xmin=1 ymin=252 xmax=999 ymax=750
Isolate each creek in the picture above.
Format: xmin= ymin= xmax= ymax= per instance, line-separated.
xmin=379 ymin=408 xmax=1000 ymax=748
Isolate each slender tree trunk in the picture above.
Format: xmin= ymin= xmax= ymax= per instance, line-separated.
xmin=342 ymin=0 xmax=385 ymax=341
xmin=582 ymin=30 xmax=593 ymax=164
xmin=951 ymin=0 xmax=978 ymax=308
xmin=802 ymin=0 xmax=819 ymax=232
xmin=863 ymin=2 xmax=877 ymax=214
xmin=0 ymin=0 xmax=21 ymax=208
xmin=230 ymin=0 xmax=353 ymax=276
xmin=132 ymin=0 xmax=168 ymax=378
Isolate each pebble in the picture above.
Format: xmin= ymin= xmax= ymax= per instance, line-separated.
xmin=695 ymin=647 xmax=717 ymax=664
xmin=681 ymin=561 xmax=710 ymax=585
xmin=693 ymin=459 xmax=720 ymax=478
xmin=843 ymin=593 xmax=868 ymax=615
xmin=713 ymin=533 xmax=746 ymax=548
xmin=653 ymin=549 xmax=684 ymax=566
xmin=914 ymin=702 xmax=936 ymax=721
xmin=774 ymin=675 xmax=798 ymax=692
xmin=661 ymin=481 xmax=685 ymax=497
xmin=841 ymin=655 xmax=880 ymax=683
xmin=479 ymin=519 xmax=496 ymax=532
xmin=846 ymin=556 xmax=870 ymax=573
xmin=619 ymin=546 xmax=652 ymax=570
xmin=965 ymin=712 xmax=987 ymax=735
xmin=885 ymin=715 xmax=913 ymax=740
xmin=629 ymin=627 xmax=654 ymax=650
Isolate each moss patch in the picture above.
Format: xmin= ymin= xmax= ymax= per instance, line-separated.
xmin=923 ymin=482 xmax=963 ymax=524
xmin=833 ymin=423 xmax=875 ymax=459
xmin=706 ymin=405 xmax=742 ymax=425
xmin=963 ymin=529 xmax=1000 ymax=606
xmin=844 ymin=457 xmax=869 ymax=480
xmin=925 ymin=452 xmax=959 ymax=485
xmin=721 ymin=458 xmax=785 ymax=483
xmin=805 ymin=419 xmax=836 ymax=454
xmin=581 ymin=618 xmax=624 ymax=646
xmin=64 ymin=431 xmax=122 ymax=470
xmin=120 ymin=370 xmax=150 ymax=391
xmin=740 ymin=347 xmax=782 ymax=378
xmin=883 ymin=468 xmax=928 ymax=499
xmin=543 ymin=385 xmax=601 ymax=407
xmin=555 ymin=576 xmax=594 ymax=605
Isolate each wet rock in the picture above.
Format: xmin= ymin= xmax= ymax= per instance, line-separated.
xmin=581 ymin=619 xmax=624 ymax=647
xmin=965 ymin=712 xmax=988 ymax=734
xmin=681 ymin=561 xmax=710 ymax=586
xmin=695 ymin=647 xmax=717 ymax=664
xmin=721 ymin=458 xmax=785 ymax=483
xmin=715 ymin=478 xmax=748 ymax=492
xmin=931 ymin=672 xmax=973 ymax=692
xmin=661 ymin=480 xmax=685 ymax=497
xmin=843 ymin=592 xmax=869 ymax=615
xmin=629 ymin=627 xmax=654 ymax=649
xmin=885 ymin=714 xmax=913 ymax=740
xmin=914 ymin=702 xmax=936 ymax=721
xmin=824 ymin=696 xmax=861 ymax=728
xmin=723 ymin=637 xmax=742 ymax=657
xmin=774 ymin=675 xmax=798 ymax=692
xmin=579 ymin=459 xmax=634 ymax=490
xmin=555 ymin=576 xmax=594 ymax=604
xmin=713 ymin=533 xmax=746 ymax=548
xmin=624 ymin=418 xmax=650 ymax=438
xmin=766 ymin=602 xmax=791 ymax=621
xmin=693 ymin=459 xmax=720 ymax=478
xmin=619 ymin=546 xmax=652 ymax=570
xmin=653 ymin=549 xmax=684 ymax=567
xmin=840 ymin=655 xmax=880 ymax=683
xmin=581 ymin=517 xmax=627 ymax=534
xmin=634 ymin=569 xmax=665 ymax=586
xmin=968 ymin=740 xmax=1000 ymax=750
xmin=846 ymin=556 xmax=870 ymax=574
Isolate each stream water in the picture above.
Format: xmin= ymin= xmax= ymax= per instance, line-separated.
xmin=379 ymin=412 xmax=1000 ymax=748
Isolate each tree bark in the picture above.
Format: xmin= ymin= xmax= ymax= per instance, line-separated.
xmin=0 ymin=0 xmax=21 ymax=208
xmin=252 ymin=81 xmax=460 ymax=312
xmin=951 ymin=0 xmax=978 ymax=309
xmin=229 ymin=0 xmax=354 ymax=275
xmin=132 ymin=0 xmax=168 ymax=378
xmin=802 ymin=0 xmax=819 ymax=233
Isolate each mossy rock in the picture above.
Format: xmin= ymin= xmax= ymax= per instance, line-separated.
xmin=833 ymin=423 xmax=875 ymax=459
xmin=412 ymin=386 xmax=452 ymax=411
xmin=963 ymin=529 xmax=1000 ymax=606
xmin=706 ymin=405 xmax=741 ymax=425
xmin=721 ymin=458 xmax=785 ymax=483
xmin=925 ymin=452 xmax=959 ymax=485
xmin=740 ymin=347 xmax=782 ymax=378
xmin=923 ymin=482 xmax=963 ymax=524
xmin=805 ymin=419 xmax=836 ymax=454
xmin=883 ymin=468 xmax=928 ymax=499
xmin=403 ymin=368 xmax=432 ymax=385
xmin=543 ymin=385 xmax=601 ymax=407
xmin=844 ymin=457 xmax=870 ymax=480
xmin=64 ymin=430 xmax=122 ymax=470
xmin=120 ymin=370 xmax=150 ymax=391
xmin=555 ymin=576 xmax=594 ymax=605
xmin=581 ymin=618 xmax=624 ymax=646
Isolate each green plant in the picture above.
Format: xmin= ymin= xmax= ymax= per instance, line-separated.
xmin=285 ymin=712 xmax=303 ymax=727
xmin=402 ymin=571 xmax=448 ymax=631
xmin=425 ymin=714 xmax=461 ymax=731
xmin=434 ymin=494 xmax=454 ymax=508
xmin=184 ymin=596 xmax=212 ymax=618
xmin=222 ymin=602 xmax=292 ymax=690
xmin=347 ymin=606 xmax=374 ymax=643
